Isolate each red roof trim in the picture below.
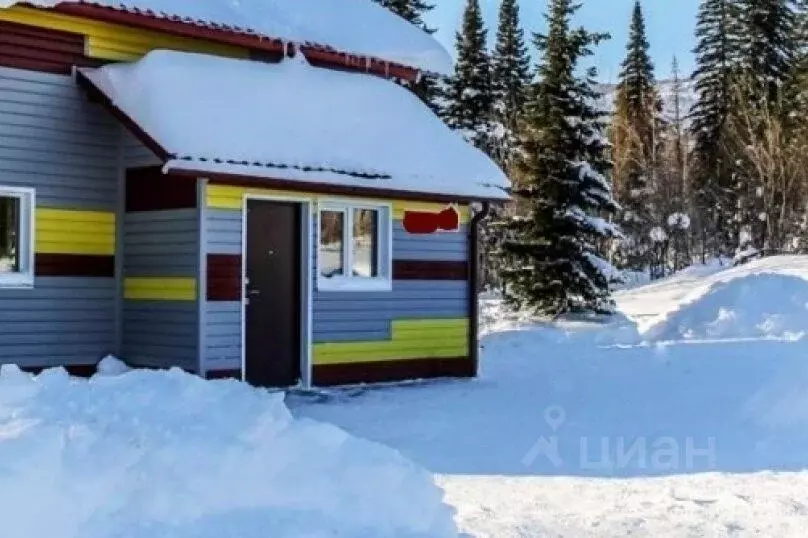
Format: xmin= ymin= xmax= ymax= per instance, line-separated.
xmin=40 ymin=2 xmax=421 ymax=81
xmin=75 ymin=68 xmax=171 ymax=161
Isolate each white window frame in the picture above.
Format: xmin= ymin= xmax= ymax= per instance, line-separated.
xmin=317 ymin=200 xmax=392 ymax=292
xmin=0 ymin=186 xmax=35 ymax=289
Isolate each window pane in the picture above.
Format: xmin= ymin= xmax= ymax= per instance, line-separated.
xmin=0 ymin=196 xmax=20 ymax=274
xmin=319 ymin=210 xmax=344 ymax=278
xmin=352 ymin=208 xmax=378 ymax=278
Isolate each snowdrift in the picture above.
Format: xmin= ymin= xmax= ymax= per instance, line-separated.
xmin=0 ymin=365 xmax=457 ymax=538
xmin=626 ymin=256 xmax=808 ymax=342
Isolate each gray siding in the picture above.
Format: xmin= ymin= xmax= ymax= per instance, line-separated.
xmin=122 ymin=302 xmax=198 ymax=370
xmin=312 ymin=280 xmax=468 ymax=342
xmin=0 ymin=67 xmax=117 ymax=210
xmin=0 ymin=278 xmax=115 ymax=366
xmin=201 ymin=209 xmax=239 ymax=372
xmin=124 ymin=210 xmax=198 ymax=277
xmin=122 ymin=208 xmax=199 ymax=372
xmin=310 ymin=210 xmax=469 ymax=342
xmin=204 ymin=301 xmax=241 ymax=372
xmin=393 ymin=222 xmax=468 ymax=261
xmin=206 ymin=208 xmax=241 ymax=255
xmin=121 ymin=129 xmax=161 ymax=169
xmin=0 ymin=66 xmax=118 ymax=369
xmin=202 ymin=204 xmax=470 ymax=371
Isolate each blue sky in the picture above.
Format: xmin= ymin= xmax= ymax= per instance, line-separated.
xmin=427 ymin=0 xmax=701 ymax=82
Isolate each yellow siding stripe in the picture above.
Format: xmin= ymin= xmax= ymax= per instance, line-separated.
xmin=207 ymin=185 xmax=316 ymax=210
xmin=35 ymin=208 xmax=116 ymax=255
xmin=313 ymin=318 xmax=469 ymax=365
xmin=124 ymin=277 xmax=197 ymax=301
xmin=207 ymin=185 xmax=471 ymax=223
xmin=0 ymin=7 xmax=249 ymax=61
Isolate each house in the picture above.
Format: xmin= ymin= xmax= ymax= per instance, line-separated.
xmin=0 ymin=0 xmax=509 ymax=388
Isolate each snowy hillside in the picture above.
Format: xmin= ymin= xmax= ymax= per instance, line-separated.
xmin=297 ymin=256 xmax=808 ymax=537
xmin=596 ymin=78 xmax=698 ymax=124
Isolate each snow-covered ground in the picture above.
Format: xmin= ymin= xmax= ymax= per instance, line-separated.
xmin=6 ymin=256 xmax=808 ymax=536
xmin=294 ymin=256 xmax=808 ymax=537
xmin=0 ymin=359 xmax=457 ymax=538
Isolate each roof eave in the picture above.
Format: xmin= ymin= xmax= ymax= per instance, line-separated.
xmin=35 ymin=2 xmax=426 ymax=81
xmin=165 ymin=165 xmax=510 ymax=204
xmin=76 ymin=67 xmax=508 ymax=204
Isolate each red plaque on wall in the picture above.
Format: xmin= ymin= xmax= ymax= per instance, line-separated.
xmin=402 ymin=205 xmax=460 ymax=234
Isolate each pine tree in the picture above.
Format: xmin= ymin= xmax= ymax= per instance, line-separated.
xmin=491 ymin=0 xmax=531 ymax=169
xmin=442 ymin=0 xmax=493 ymax=150
xmin=689 ymin=0 xmax=740 ymax=258
xmin=373 ymin=0 xmax=435 ymax=33
xmin=612 ymin=0 xmax=662 ymax=271
xmin=498 ymin=0 xmax=621 ymax=316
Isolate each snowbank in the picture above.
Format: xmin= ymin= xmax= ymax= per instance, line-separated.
xmin=0 ymin=0 xmax=452 ymax=74
xmin=0 ymin=366 xmax=457 ymax=538
xmin=644 ymin=273 xmax=808 ymax=342
xmin=618 ymin=256 xmax=808 ymax=342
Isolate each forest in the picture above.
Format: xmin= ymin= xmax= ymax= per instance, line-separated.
xmin=375 ymin=0 xmax=808 ymax=315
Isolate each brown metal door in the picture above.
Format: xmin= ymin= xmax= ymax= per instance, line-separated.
xmin=244 ymin=200 xmax=302 ymax=387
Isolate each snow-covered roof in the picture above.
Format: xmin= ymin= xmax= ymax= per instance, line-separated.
xmin=3 ymin=0 xmax=452 ymax=75
xmin=78 ymin=50 xmax=509 ymax=201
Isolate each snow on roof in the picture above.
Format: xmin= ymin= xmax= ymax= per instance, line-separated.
xmin=2 ymin=0 xmax=452 ymax=75
xmin=79 ymin=50 xmax=509 ymax=200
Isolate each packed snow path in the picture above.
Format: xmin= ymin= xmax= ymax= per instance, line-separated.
xmin=293 ymin=257 xmax=808 ymax=537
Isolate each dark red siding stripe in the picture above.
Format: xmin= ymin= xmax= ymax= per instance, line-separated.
xmin=205 ymin=369 xmax=242 ymax=381
xmin=35 ymin=254 xmax=115 ymax=277
xmin=0 ymin=20 xmax=90 ymax=74
xmin=126 ymin=167 xmax=198 ymax=211
xmin=393 ymin=260 xmax=469 ymax=281
xmin=207 ymin=254 xmax=242 ymax=301
xmin=206 ymin=358 xmax=475 ymax=386
xmin=313 ymin=357 xmax=474 ymax=387
xmin=21 ymin=364 xmax=98 ymax=377
xmin=207 ymin=256 xmax=467 ymax=296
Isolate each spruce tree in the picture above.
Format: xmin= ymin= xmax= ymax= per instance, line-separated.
xmin=738 ymin=0 xmax=797 ymax=100
xmin=483 ymin=0 xmax=532 ymax=290
xmin=619 ymin=1 xmax=657 ymax=121
xmin=499 ymin=0 xmax=621 ymax=316
xmin=612 ymin=0 xmax=662 ymax=271
xmin=689 ymin=0 xmax=740 ymax=258
xmin=373 ymin=0 xmax=435 ymax=33
xmin=442 ymin=0 xmax=493 ymax=150
xmin=491 ymin=0 xmax=531 ymax=169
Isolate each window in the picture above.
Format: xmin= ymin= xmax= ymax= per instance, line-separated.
xmin=0 ymin=186 xmax=34 ymax=288
xmin=318 ymin=202 xmax=390 ymax=291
